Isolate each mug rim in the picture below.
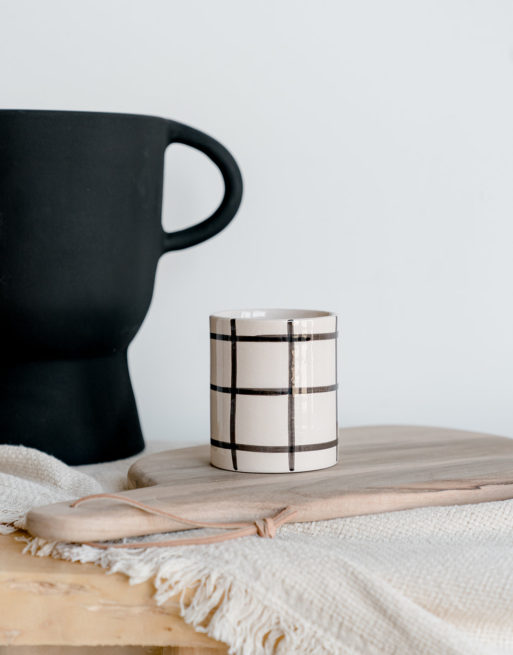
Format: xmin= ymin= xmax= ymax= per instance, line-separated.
xmin=211 ymin=309 xmax=336 ymax=321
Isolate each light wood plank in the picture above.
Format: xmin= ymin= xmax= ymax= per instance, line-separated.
xmin=0 ymin=648 xmax=223 ymax=655
xmin=26 ymin=426 xmax=513 ymax=543
xmin=0 ymin=649 xmax=165 ymax=654
xmin=0 ymin=533 xmax=227 ymax=651
xmin=164 ymin=649 xmax=223 ymax=655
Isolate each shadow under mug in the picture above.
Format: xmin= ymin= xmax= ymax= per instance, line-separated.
xmin=210 ymin=309 xmax=339 ymax=473
xmin=0 ymin=110 xmax=243 ymax=465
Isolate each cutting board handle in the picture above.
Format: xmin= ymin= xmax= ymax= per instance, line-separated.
xmin=71 ymin=493 xmax=298 ymax=548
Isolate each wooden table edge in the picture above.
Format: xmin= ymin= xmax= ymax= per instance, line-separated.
xmin=0 ymin=532 xmax=227 ymax=652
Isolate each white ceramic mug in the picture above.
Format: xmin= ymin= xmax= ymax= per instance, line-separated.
xmin=210 ymin=309 xmax=338 ymax=473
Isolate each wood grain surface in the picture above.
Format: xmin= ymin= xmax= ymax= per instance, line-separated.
xmin=26 ymin=425 xmax=513 ymax=543
xmin=0 ymin=649 xmax=221 ymax=655
xmin=0 ymin=533 xmax=227 ymax=652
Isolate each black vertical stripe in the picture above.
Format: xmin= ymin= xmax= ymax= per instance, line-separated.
xmin=335 ymin=316 xmax=339 ymax=462
xmin=287 ymin=320 xmax=295 ymax=471
xmin=230 ymin=318 xmax=238 ymax=470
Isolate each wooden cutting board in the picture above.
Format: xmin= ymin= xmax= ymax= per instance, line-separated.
xmin=26 ymin=425 xmax=513 ymax=543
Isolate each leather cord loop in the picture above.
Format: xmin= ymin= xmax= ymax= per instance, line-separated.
xmin=71 ymin=493 xmax=298 ymax=549
xmin=254 ymin=518 xmax=277 ymax=539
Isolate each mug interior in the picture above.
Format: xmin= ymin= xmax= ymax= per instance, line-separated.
xmin=211 ymin=309 xmax=334 ymax=321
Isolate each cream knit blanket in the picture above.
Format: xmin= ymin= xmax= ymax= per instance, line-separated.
xmin=1 ymin=442 xmax=513 ymax=655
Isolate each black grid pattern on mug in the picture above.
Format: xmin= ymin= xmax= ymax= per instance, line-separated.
xmin=210 ymin=318 xmax=338 ymax=471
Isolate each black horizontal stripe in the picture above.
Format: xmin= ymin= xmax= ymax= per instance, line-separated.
xmin=210 ymin=331 xmax=338 ymax=343
xmin=211 ymin=383 xmax=338 ymax=396
xmin=210 ymin=438 xmax=338 ymax=454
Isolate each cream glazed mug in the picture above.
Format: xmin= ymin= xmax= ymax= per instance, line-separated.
xmin=210 ymin=309 xmax=338 ymax=473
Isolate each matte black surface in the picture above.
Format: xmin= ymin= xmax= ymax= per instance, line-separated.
xmin=0 ymin=110 xmax=243 ymax=464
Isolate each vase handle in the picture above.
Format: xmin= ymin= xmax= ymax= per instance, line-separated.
xmin=162 ymin=120 xmax=243 ymax=252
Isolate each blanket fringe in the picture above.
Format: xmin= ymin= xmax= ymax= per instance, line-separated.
xmin=0 ymin=510 xmax=28 ymax=534
xmin=21 ymin=536 xmax=338 ymax=655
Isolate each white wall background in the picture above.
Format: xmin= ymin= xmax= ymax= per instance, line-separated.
xmin=2 ymin=0 xmax=513 ymax=443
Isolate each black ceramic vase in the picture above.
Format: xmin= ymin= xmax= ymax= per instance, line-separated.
xmin=0 ymin=110 xmax=243 ymax=465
